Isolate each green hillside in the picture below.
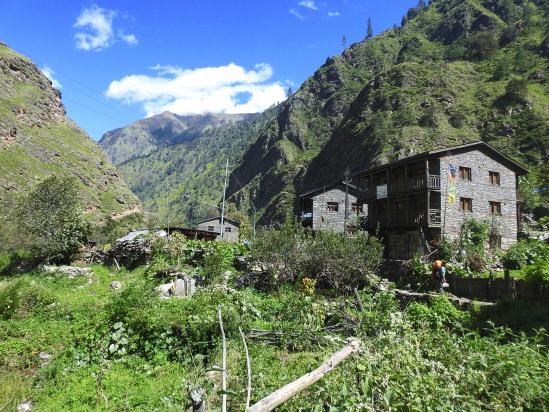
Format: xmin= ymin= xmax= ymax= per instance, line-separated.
xmin=227 ymin=0 xmax=549 ymax=223
xmin=100 ymin=110 xmax=278 ymax=226
xmin=0 ymin=43 xmax=141 ymax=228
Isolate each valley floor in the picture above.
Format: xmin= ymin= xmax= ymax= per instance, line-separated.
xmin=1 ymin=265 xmax=548 ymax=411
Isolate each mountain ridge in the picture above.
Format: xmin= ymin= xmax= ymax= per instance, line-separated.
xmin=0 ymin=42 xmax=141 ymax=228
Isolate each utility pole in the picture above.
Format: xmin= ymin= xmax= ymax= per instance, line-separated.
xmin=344 ymin=168 xmax=350 ymax=236
xmin=220 ymin=159 xmax=229 ymax=239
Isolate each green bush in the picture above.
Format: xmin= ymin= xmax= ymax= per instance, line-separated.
xmin=0 ymin=279 xmax=56 ymax=320
xmin=523 ymin=259 xmax=549 ymax=284
xmin=502 ymin=239 xmax=549 ymax=269
xmin=251 ymin=226 xmax=383 ymax=291
xmin=15 ymin=175 xmax=89 ymax=264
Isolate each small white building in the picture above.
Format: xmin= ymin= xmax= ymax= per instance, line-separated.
xmin=196 ymin=216 xmax=240 ymax=242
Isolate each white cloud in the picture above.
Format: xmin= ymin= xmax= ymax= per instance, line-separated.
xmin=106 ymin=63 xmax=287 ymax=117
xmin=40 ymin=65 xmax=62 ymax=89
xmin=118 ymin=31 xmax=138 ymax=46
xmin=289 ymin=8 xmax=305 ymax=19
xmin=73 ymin=5 xmax=137 ymax=51
xmin=299 ymin=0 xmax=318 ymax=10
xmin=327 ymin=11 xmax=340 ymax=17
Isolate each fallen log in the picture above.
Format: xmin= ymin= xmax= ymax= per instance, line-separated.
xmin=247 ymin=339 xmax=360 ymax=412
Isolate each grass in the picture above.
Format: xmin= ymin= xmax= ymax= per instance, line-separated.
xmin=0 ymin=261 xmax=547 ymax=411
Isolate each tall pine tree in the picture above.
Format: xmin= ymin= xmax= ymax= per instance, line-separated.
xmin=367 ymin=17 xmax=373 ymax=39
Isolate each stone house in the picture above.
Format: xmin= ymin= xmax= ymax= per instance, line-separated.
xmin=299 ymin=182 xmax=367 ymax=232
xmin=353 ymin=141 xmax=528 ymax=259
xmin=196 ymin=216 xmax=240 ymax=242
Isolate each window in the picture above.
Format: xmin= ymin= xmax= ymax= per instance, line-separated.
xmin=489 ymin=171 xmax=500 ymax=186
xmin=351 ymin=203 xmax=362 ymax=213
xmin=489 ymin=235 xmax=502 ymax=250
xmin=207 ymin=226 xmax=214 ymax=232
xmin=489 ymin=201 xmax=501 ymax=215
xmin=225 ymin=227 xmax=232 ymax=232
xmin=459 ymin=167 xmax=472 ymax=181
xmin=459 ymin=197 xmax=473 ymax=212
xmin=327 ymin=202 xmax=339 ymax=212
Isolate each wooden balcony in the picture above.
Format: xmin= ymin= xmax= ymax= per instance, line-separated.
xmin=361 ymin=174 xmax=441 ymax=201
xmin=363 ymin=208 xmax=442 ymax=230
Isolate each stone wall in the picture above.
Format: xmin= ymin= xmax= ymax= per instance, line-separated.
xmin=196 ymin=218 xmax=239 ymax=242
xmin=438 ymin=149 xmax=518 ymax=249
xmin=311 ymin=188 xmax=366 ymax=232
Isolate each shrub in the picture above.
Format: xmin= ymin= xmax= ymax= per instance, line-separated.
xmin=0 ymin=279 xmax=56 ymax=320
xmin=523 ymin=259 xmax=549 ymax=284
xmin=504 ymin=78 xmax=528 ymax=102
xmin=301 ymin=230 xmax=383 ymax=291
xmin=469 ymin=31 xmax=499 ymax=60
xmin=502 ymin=239 xmax=549 ymax=269
xmin=15 ymin=175 xmax=88 ymax=264
xmin=249 ymin=223 xmax=307 ymax=283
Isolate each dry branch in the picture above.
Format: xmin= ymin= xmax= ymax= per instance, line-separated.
xmin=218 ymin=306 xmax=227 ymax=412
xmin=247 ymin=339 xmax=361 ymax=412
xmin=239 ymin=327 xmax=252 ymax=409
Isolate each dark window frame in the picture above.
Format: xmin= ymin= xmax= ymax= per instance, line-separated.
xmin=489 ymin=171 xmax=501 ymax=186
xmin=225 ymin=227 xmax=232 ymax=232
xmin=459 ymin=166 xmax=472 ymax=181
xmin=207 ymin=226 xmax=215 ymax=232
xmin=351 ymin=203 xmax=361 ymax=213
xmin=489 ymin=201 xmax=502 ymax=215
xmin=459 ymin=197 xmax=473 ymax=212
xmin=327 ymin=202 xmax=339 ymax=212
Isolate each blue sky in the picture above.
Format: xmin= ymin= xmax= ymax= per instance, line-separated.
xmin=0 ymin=0 xmax=417 ymax=140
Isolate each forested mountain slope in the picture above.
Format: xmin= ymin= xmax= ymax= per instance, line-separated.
xmin=100 ymin=110 xmax=278 ymax=225
xmin=0 ymin=42 xmax=140 ymax=225
xmin=226 ymin=0 xmax=549 ymax=224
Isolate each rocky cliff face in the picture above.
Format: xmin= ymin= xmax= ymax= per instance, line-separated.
xmin=227 ymin=0 xmax=549 ymax=224
xmin=0 ymin=42 xmax=141 ymax=223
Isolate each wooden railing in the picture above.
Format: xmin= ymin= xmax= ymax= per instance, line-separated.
xmin=363 ymin=208 xmax=442 ymax=229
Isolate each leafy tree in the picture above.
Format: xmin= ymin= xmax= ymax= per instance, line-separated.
xmin=15 ymin=175 xmax=88 ymax=263
xmin=286 ymin=87 xmax=293 ymax=98
xmin=492 ymin=56 xmax=511 ymax=80
xmin=469 ymin=31 xmax=499 ymax=60
xmin=505 ymin=77 xmax=528 ymax=101
xmin=341 ymin=34 xmax=347 ymax=49
xmin=367 ymin=17 xmax=373 ymax=39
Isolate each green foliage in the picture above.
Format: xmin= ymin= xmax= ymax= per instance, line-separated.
xmin=0 ymin=278 xmax=56 ymax=320
xmin=457 ymin=218 xmax=491 ymax=272
xmin=15 ymin=175 xmax=89 ymax=264
xmin=504 ymin=77 xmax=528 ymax=101
xmin=406 ymin=295 xmax=470 ymax=328
xmin=250 ymin=226 xmax=383 ymax=290
xmin=523 ymin=259 xmax=549 ymax=284
xmin=469 ymin=31 xmax=500 ymax=60
xmin=519 ymin=164 xmax=549 ymax=212
xmin=502 ymin=239 xmax=549 ymax=269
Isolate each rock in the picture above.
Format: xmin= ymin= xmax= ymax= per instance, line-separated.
xmin=110 ymin=281 xmax=122 ymax=290
xmin=38 ymin=351 xmax=52 ymax=361
xmin=17 ymin=400 xmax=33 ymax=412
xmin=156 ymin=276 xmax=196 ymax=299
xmin=42 ymin=265 xmax=91 ymax=278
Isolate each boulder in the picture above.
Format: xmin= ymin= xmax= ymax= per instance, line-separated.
xmin=17 ymin=400 xmax=33 ymax=412
xmin=110 ymin=281 xmax=122 ymax=290
xmin=42 ymin=265 xmax=91 ymax=278
xmin=156 ymin=276 xmax=196 ymax=299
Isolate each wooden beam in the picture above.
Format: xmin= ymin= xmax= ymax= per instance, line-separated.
xmin=247 ymin=340 xmax=361 ymax=412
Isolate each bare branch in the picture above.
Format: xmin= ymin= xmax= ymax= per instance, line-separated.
xmin=239 ymin=327 xmax=252 ymax=409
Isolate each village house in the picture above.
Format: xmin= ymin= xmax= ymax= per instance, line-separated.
xmin=196 ymin=216 xmax=240 ymax=242
xmin=353 ymin=141 xmax=528 ymax=259
xmin=299 ymin=182 xmax=367 ymax=232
